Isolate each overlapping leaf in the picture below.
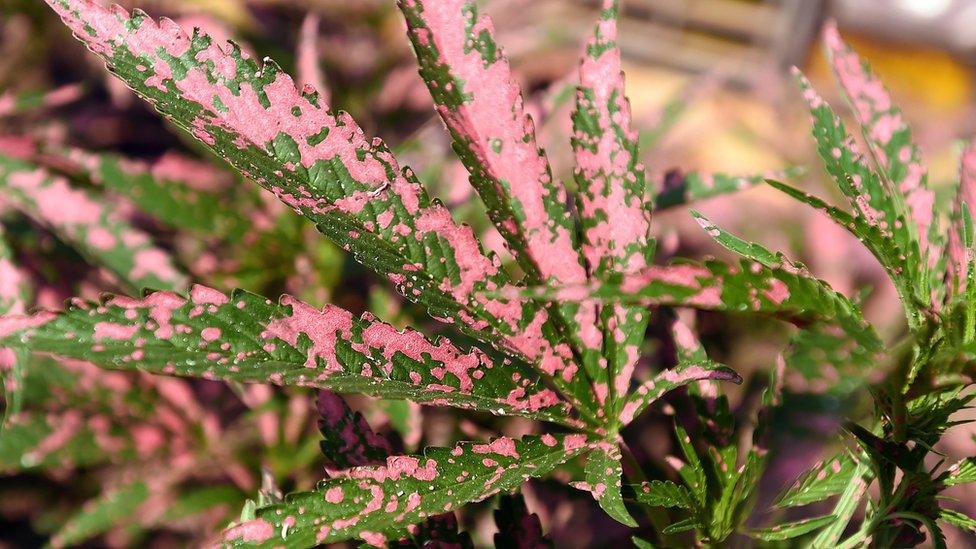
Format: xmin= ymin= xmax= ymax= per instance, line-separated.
xmin=794 ymin=68 xmax=926 ymax=313
xmin=58 ymin=148 xmax=242 ymax=235
xmin=222 ymin=434 xmax=589 ymax=546
xmin=750 ymin=515 xmax=836 ymax=542
xmin=824 ymin=22 xmax=937 ymax=271
xmin=43 ymin=0 xmax=556 ymax=374
xmin=948 ymin=142 xmax=976 ymax=297
xmin=571 ymin=0 xmax=653 ymax=418
xmin=0 ymin=153 xmax=186 ymax=291
xmin=0 ymin=286 xmax=572 ymax=424
xmin=399 ymin=0 xmax=600 ymax=414
xmin=774 ymin=452 xmax=857 ymax=507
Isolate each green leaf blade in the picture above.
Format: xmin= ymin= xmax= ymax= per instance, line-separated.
xmin=222 ymin=434 xmax=589 ymax=547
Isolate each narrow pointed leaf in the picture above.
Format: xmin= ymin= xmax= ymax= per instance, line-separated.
xmin=661 ymin=516 xmax=700 ymax=535
xmin=774 ymin=452 xmax=857 ymax=507
xmin=942 ymin=456 xmax=976 ymax=487
xmin=653 ymin=169 xmax=799 ymax=211
xmin=572 ymin=0 xmax=652 ymax=416
xmin=673 ymin=425 xmax=706 ymax=504
xmin=824 ymin=21 xmax=936 ymax=263
xmin=809 ymin=456 xmax=871 ymax=546
xmin=631 ymin=480 xmax=697 ymax=510
xmin=222 ymin=434 xmax=590 ymax=547
xmin=42 ymin=0 xmax=552 ymax=366
xmin=750 ymin=514 xmax=836 ymax=541
xmin=689 ymin=211 xmax=884 ymax=363
xmin=58 ymin=148 xmax=241 ymax=235
xmin=939 ymin=508 xmax=976 ymax=533
xmin=397 ymin=0 xmax=600 ymax=414
xmin=948 ymin=142 xmax=976 ymax=297
xmin=398 ymin=0 xmax=586 ymax=288
xmin=296 ymin=12 xmax=328 ymax=104
xmin=0 ymin=153 xmax=186 ymax=291
xmin=580 ymin=443 xmax=636 ymax=526
xmin=765 ymin=179 xmax=908 ymax=294
xmin=0 ymin=84 xmax=83 ymax=117
xmin=49 ymin=480 xmax=150 ymax=548
xmin=793 ymin=68 xmax=922 ymax=303
xmin=0 ymin=226 xmax=30 ymax=422
xmin=619 ymin=362 xmax=741 ymax=425
xmin=0 ymin=286 xmax=572 ymax=424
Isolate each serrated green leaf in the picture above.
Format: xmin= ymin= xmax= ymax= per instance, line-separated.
xmin=399 ymin=0 xmax=602 ymax=415
xmin=750 ymin=514 xmax=836 ymax=541
xmin=631 ymin=480 xmax=697 ymax=510
xmin=619 ymin=361 xmax=741 ymax=425
xmin=61 ymin=148 xmax=242 ymax=235
xmin=765 ymin=178 xmax=917 ymax=325
xmin=653 ymin=169 xmax=799 ymax=211
xmin=793 ymin=68 xmax=924 ymax=316
xmin=661 ymin=516 xmax=700 ymax=535
xmin=809 ymin=458 xmax=871 ymax=547
xmin=582 ymin=443 xmax=636 ymax=526
xmin=823 ymin=23 xmax=938 ymax=294
xmin=939 ymin=508 xmax=976 ymax=533
xmin=775 ymin=452 xmax=857 ymax=507
xmin=0 ymin=153 xmax=186 ymax=291
xmin=222 ymin=434 xmax=589 ymax=547
xmin=0 ymin=286 xmax=573 ymax=425
xmin=673 ymin=425 xmax=706 ymax=505
xmin=570 ymin=0 xmax=653 ymax=421
xmin=48 ymin=481 xmax=150 ymax=548
xmin=942 ymin=456 xmax=976 ymax=487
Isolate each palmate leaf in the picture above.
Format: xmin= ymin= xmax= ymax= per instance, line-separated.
xmin=42 ymin=0 xmax=565 ymax=386
xmin=793 ymin=68 xmax=925 ymax=313
xmin=749 ymin=514 xmax=836 ymax=542
xmin=0 ymin=153 xmax=186 ymax=292
xmin=823 ymin=22 xmax=938 ymax=275
xmin=399 ymin=0 xmax=600 ymax=414
xmin=571 ymin=0 xmax=653 ymax=419
xmin=222 ymin=434 xmax=589 ymax=547
xmin=0 ymin=286 xmax=573 ymax=425
xmin=774 ymin=452 xmax=857 ymax=507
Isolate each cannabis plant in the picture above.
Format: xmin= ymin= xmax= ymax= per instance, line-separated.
xmin=2 ymin=0 xmax=974 ymax=546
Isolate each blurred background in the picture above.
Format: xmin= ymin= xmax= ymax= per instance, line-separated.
xmin=1 ymin=0 xmax=975 ymax=546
